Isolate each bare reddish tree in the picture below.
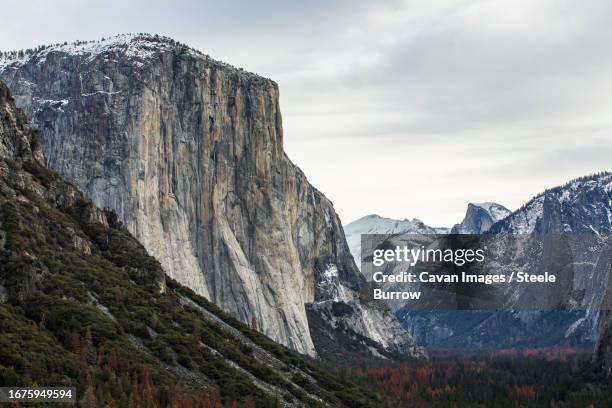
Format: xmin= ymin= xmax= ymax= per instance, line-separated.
xmin=142 ymin=364 xmax=159 ymax=408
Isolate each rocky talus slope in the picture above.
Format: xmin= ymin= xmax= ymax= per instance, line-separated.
xmin=0 ymin=34 xmax=423 ymax=360
xmin=0 ymin=79 xmax=391 ymax=407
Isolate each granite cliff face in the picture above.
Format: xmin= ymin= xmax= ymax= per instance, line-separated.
xmin=0 ymin=80 xmax=391 ymax=406
xmin=0 ymin=82 xmax=44 ymax=164
xmin=451 ymin=202 xmax=510 ymax=234
xmin=0 ymin=34 xmax=422 ymax=359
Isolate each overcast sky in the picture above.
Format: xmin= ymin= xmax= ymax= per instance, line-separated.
xmin=2 ymin=0 xmax=612 ymax=226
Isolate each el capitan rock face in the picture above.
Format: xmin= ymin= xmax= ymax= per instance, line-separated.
xmin=0 ymin=34 xmax=422 ymax=359
xmin=0 ymin=80 xmax=393 ymax=406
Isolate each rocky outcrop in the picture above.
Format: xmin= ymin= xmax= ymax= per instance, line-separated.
xmin=451 ymin=202 xmax=510 ymax=234
xmin=0 ymin=81 xmax=44 ymax=164
xmin=0 ymin=34 xmax=422 ymax=359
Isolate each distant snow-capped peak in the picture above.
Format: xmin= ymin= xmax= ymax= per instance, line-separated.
xmin=451 ymin=202 xmax=511 ymax=234
xmin=345 ymin=214 xmax=445 ymax=235
xmin=471 ymin=202 xmax=511 ymax=222
xmin=344 ymin=214 xmax=449 ymax=269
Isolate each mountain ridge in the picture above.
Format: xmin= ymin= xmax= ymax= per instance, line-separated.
xmin=489 ymin=172 xmax=612 ymax=234
xmin=396 ymin=173 xmax=612 ymax=355
xmin=344 ymin=214 xmax=448 ymax=270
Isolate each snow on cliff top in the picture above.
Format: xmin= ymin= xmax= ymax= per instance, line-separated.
xmin=470 ymin=202 xmax=511 ymax=222
xmin=0 ymin=34 xmax=268 ymax=81
xmin=344 ymin=214 xmax=442 ymax=236
xmin=344 ymin=214 xmax=448 ymax=269
xmin=493 ymin=172 xmax=612 ymax=234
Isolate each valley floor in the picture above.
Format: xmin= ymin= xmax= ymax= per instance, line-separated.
xmin=342 ymin=348 xmax=612 ymax=407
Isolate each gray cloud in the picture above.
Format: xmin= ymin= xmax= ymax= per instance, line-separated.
xmin=1 ymin=0 xmax=611 ymax=225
